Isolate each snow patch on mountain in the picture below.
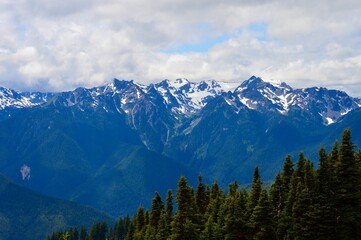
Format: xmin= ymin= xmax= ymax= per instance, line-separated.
xmin=238 ymin=96 xmax=256 ymax=109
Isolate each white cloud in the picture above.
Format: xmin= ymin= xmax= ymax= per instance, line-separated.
xmin=0 ymin=0 xmax=361 ymax=96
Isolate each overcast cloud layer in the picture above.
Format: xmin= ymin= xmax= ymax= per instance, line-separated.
xmin=1 ymin=0 xmax=361 ymax=96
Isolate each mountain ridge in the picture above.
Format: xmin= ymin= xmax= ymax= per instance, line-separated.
xmin=1 ymin=76 xmax=359 ymax=125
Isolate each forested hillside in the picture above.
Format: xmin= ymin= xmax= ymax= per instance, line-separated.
xmin=0 ymin=174 xmax=112 ymax=240
xmin=48 ymin=129 xmax=361 ymax=240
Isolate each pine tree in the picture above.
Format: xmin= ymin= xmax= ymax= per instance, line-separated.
xmin=281 ymin=152 xmax=309 ymax=239
xmin=195 ymin=175 xmax=209 ymax=215
xmin=136 ymin=207 xmax=145 ymax=233
xmin=164 ymin=189 xmax=173 ymax=227
xmin=143 ymin=225 xmax=155 ymax=240
xmin=79 ymin=226 xmax=88 ymax=240
xmin=248 ymin=166 xmax=262 ymax=213
xmin=269 ymin=172 xmax=285 ymax=238
xmin=223 ymin=183 xmax=248 ymax=240
xmin=292 ymin=182 xmax=309 ymax=240
xmin=68 ymin=227 xmax=78 ymax=240
xmin=317 ymin=148 xmax=330 ymax=191
xmin=157 ymin=190 xmax=173 ymax=240
xmin=156 ymin=214 xmax=168 ymax=240
xmin=329 ymin=140 xmax=339 ymax=172
xmin=303 ymin=160 xmax=315 ymax=191
xmin=89 ymin=222 xmax=108 ymax=240
xmin=312 ymin=147 xmax=336 ymax=239
xmin=201 ymin=218 xmax=217 ymax=240
xmin=202 ymin=187 xmax=226 ymax=240
xmin=271 ymin=155 xmax=294 ymax=238
xmin=333 ymin=129 xmax=361 ymax=239
xmin=291 ymin=161 xmax=316 ymax=240
xmin=201 ymin=216 xmax=224 ymax=240
xmin=170 ymin=176 xmax=198 ymax=240
xmin=145 ymin=211 xmax=150 ymax=226
xmin=150 ymin=192 xmax=164 ymax=231
xmin=215 ymin=191 xmax=227 ymax=239
xmin=282 ymin=155 xmax=294 ymax=190
xmin=278 ymin=171 xmax=298 ymax=239
xmin=201 ymin=181 xmax=226 ymax=239
xmin=250 ymin=188 xmax=276 ymax=240
xmin=194 ymin=175 xmax=209 ymax=233
xmin=125 ymin=221 xmax=135 ymax=240
xmin=295 ymin=152 xmax=306 ymax=183
xmin=269 ymin=173 xmax=282 ymax=219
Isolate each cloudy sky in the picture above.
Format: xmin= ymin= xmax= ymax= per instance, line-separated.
xmin=1 ymin=0 xmax=361 ymax=96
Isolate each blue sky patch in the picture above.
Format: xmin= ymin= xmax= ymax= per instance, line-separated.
xmin=248 ymin=22 xmax=268 ymax=41
xmin=161 ymin=34 xmax=230 ymax=54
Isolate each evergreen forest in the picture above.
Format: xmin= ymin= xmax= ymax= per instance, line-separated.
xmin=47 ymin=129 xmax=361 ymax=240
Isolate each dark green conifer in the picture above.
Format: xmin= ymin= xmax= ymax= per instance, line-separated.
xmin=79 ymin=226 xmax=87 ymax=240
xmin=282 ymin=155 xmax=294 ymax=189
xmin=165 ymin=189 xmax=173 ymax=224
xmin=269 ymin=172 xmax=282 ymax=220
xmin=145 ymin=211 xmax=150 ymax=226
xmin=206 ymin=181 xmax=225 ymax=223
xmin=156 ymin=190 xmax=173 ymax=240
xmin=89 ymin=222 xmax=108 ymax=240
xmin=125 ymin=221 xmax=135 ymax=240
xmin=333 ymin=130 xmax=361 ymax=239
xmin=248 ymin=166 xmax=262 ymax=212
xmin=68 ymin=227 xmax=78 ymax=240
xmin=278 ymin=171 xmax=298 ymax=239
xmin=194 ymin=175 xmax=209 ymax=233
xmin=329 ymin=140 xmax=339 ymax=172
xmin=136 ymin=207 xmax=145 ymax=232
xmin=195 ymin=175 xmax=209 ymax=215
xmin=250 ymin=188 xmax=275 ymax=240
xmin=113 ymin=216 xmax=130 ymax=240
xmin=271 ymin=155 xmax=294 ymax=237
xmin=150 ymin=192 xmax=164 ymax=231
xmin=295 ymin=152 xmax=306 ymax=183
xmin=311 ymin=147 xmax=336 ymax=239
xmin=292 ymin=161 xmax=316 ymax=240
xmin=170 ymin=176 xmax=197 ymax=240
xmin=223 ymin=183 xmax=248 ymax=240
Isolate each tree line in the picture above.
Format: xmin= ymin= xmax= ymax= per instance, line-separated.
xmin=47 ymin=129 xmax=361 ymax=240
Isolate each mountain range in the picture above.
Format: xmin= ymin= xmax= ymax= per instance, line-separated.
xmin=0 ymin=76 xmax=360 ymax=217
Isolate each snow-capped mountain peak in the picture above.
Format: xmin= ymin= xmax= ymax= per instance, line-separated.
xmin=223 ymin=76 xmax=360 ymax=124
xmin=237 ymin=76 xmax=291 ymax=91
xmin=233 ymin=76 xmax=293 ymax=113
xmin=0 ymin=87 xmax=52 ymax=110
xmin=154 ymin=78 xmax=243 ymax=114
